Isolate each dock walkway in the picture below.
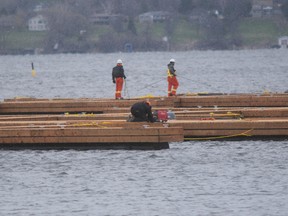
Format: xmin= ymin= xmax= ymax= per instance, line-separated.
xmin=0 ymin=93 xmax=287 ymax=149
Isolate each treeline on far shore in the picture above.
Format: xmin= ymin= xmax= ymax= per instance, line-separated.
xmin=1 ymin=0 xmax=288 ymax=55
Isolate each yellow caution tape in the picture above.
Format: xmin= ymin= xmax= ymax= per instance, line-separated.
xmin=14 ymin=96 xmax=31 ymax=99
xmin=208 ymin=112 xmax=242 ymax=119
xmin=64 ymin=112 xmax=95 ymax=117
xmin=185 ymin=92 xmax=198 ymax=96
xmin=71 ymin=122 xmax=107 ymax=128
xmin=139 ymin=94 xmax=155 ymax=98
xmin=101 ymin=122 xmax=113 ymax=124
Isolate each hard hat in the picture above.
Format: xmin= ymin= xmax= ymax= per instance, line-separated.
xmin=170 ymin=59 xmax=175 ymax=63
xmin=117 ymin=59 xmax=123 ymax=64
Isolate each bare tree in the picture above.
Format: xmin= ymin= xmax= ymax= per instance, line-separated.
xmin=43 ymin=3 xmax=89 ymax=52
xmin=97 ymin=0 xmax=117 ymax=14
xmin=0 ymin=0 xmax=20 ymax=15
xmin=179 ymin=0 xmax=196 ymax=14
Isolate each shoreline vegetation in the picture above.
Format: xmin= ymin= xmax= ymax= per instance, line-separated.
xmin=1 ymin=17 xmax=288 ymax=55
xmin=1 ymin=1 xmax=288 ymax=55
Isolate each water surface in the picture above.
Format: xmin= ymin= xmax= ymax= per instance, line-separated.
xmin=0 ymin=50 xmax=288 ymax=215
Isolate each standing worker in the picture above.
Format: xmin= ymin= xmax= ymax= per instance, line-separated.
xmin=112 ymin=59 xmax=126 ymax=99
xmin=167 ymin=59 xmax=179 ymax=96
xmin=128 ymin=101 xmax=154 ymax=122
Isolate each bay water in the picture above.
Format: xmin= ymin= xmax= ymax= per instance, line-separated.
xmin=0 ymin=49 xmax=287 ymax=215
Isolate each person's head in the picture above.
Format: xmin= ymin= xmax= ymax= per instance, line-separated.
xmin=169 ymin=59 xmax=175 ymax=65
xmin=144 ymin=101 xmax=151 ymax=107
xmin=117 ymin=59 xmax=123 ymax=66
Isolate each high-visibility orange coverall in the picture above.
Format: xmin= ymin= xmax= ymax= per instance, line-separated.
xmin=112 ymin=64 xmax=126 ymax=99
xmin=115 ymin=77 xmax=124 ymax=99
xmin=167 ymin=63 xmax=179 ymax=96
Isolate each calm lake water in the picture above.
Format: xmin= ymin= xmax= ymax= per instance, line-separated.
xmin=0 ymin=50 xmax=288 ymax=215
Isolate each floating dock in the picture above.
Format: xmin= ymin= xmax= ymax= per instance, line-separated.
xmin=0 ymin=93 xmax=287 ymax=149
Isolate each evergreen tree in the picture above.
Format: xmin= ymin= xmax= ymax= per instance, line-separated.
xmin=127 ymin=16 xmax=137 ymax=35
xmin=179 ymin=0 xmax=195 ymax=14
xmin=281 ymin=0 xmax=288 ymax=19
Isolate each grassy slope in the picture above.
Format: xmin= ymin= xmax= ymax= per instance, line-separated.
xmin=1 ymin=29 xmax=46 ymax=49
xmin=86 ymin=25 xmax=112 ymax=43
xmin=239 ymin=18 xmax=286 ymax=47
xmin=172 ymin=20 xmax=201 ymax=43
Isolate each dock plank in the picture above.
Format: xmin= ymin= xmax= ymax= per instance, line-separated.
xmin=0 ymin=94 xmax=287 ymax=148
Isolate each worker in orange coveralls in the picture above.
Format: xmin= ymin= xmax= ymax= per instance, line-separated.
xmin=167 ymin=58 xmax=179 ymax=96
xmin=112 ymin=59 xmax=126 ymax=99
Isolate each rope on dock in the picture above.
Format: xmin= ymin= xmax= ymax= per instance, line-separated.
xmin=64 ymin=112 xmax=96 ymax=117
xmin=184 ymin=129 xmax=254 ymax=141
xmin=70 ymin=122 xmax=108 ymax=128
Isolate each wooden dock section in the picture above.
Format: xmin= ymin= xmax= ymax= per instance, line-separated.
xmin=0 ymin=93 xmax=287 ymax=149
xmin=0 ymin=125 xmax=183 ymax=150
xmin=0 ymin=98 xmax=174 ymax=114
xmin=177 ymin=94 xmax=288 ymax=107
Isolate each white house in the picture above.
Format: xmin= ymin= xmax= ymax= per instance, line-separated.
xmin=28 ymin=15 xmax=48 ymax=31
xmin=278 ymin=36 xmax=288 ymax=48
xmin=251 ymin=0 xmax=274 ymax=17
xmin=139 ymin=11 xmax=171 ymax=23
xmin=34 ymin=4 xmax=43 ymax=12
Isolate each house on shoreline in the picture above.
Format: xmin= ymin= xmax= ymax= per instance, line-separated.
xmin=251 ymin=0 xmax=283 ymax=17
xmin=139 ymin=11 xmax=171 ymax=23
xmin=28 ymin=15 xmax=48 ymax=31
xmin=279 ymin=36 xmax=288 ymax=48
